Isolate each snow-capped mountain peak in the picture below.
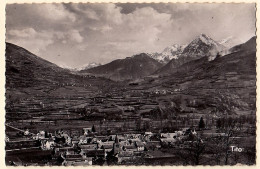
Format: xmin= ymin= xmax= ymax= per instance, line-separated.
xmin=182 ymin=34 xmax=226 ymax=61
xmin=147 ymin=34 xmax=229 ymax=64
xmin=77 ymin=62 xmax=101 ymax=71
xmin=60 ymin=62 xmax=101 ymax=71
xmin=192 ymin=33 xmax=220 ymax=47
xmin=148 ymin=44 xmax=186 ymax=64
xmin=219 ymin=36 xmax=233 ymax=45
xmin=218 ymin=36 xmax=244 ymax=48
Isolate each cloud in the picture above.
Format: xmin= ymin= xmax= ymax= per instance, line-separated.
xmin=7 ymin=27 xmax=84 ymax=56
xmin=7 ymin=28 xmax=54 ymax=55
xmin=77 ymin=44 xmax=88 ymax=51
xmin=84 ymin=9 xmax=100 ymax=20
xmin=6 ymin=4 xmax=77 ymax=32
xmin=6 ymin=3 xmax=256 ymax=68
xmin=93 ymin=6 xmax=173 ymax=57
xmin=89 ymin=25 xmax=112 ymax=33
xmin=8 ymin=28 xmax=37 ymax=38
xmin=38 ymin=4 xmax=76 ymax=22
xmin=66 ymin=4 xmax=100 ymax=20
xmin=67 ymin=30 xmax=84 ymax=43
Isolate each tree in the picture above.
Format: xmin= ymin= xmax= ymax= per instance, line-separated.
xmin=199 ymin=117 xmax=205 ymax=130
xmin=45 ymin=131 xmax=49 ymax=138
xmin=216 ymin=118 xmax=222 ymax=129
xmin=106 ymin=151 xmax=118 ymax=165
xmin=122 ymin=122 xmax=127 ymax=132
xmin=224 ymin=129 xmax=233 ymax=165
xmin=206 ymin=128 xmax=236 ymax=165
xmin=136 ymin=120 xmax=141 ymax=131
xmin=175 ymin=133 xmax=205 ymax=165
xmin=143 ymin=121 xmax=150 ymax=131
xmin=115 ymin=135 xmax=119 ymax=143
xmin=216 ymin=52 xmax=221 ymax=59
xmin=193 ymin=137 xmax=205 ymax=165
xmin=93 ymin=157 xmax=105 ymax=165
xmin=207 ymin=136 xmax=224 ymax=165
xmin=92 ymin=125 xmax=96 ymax=133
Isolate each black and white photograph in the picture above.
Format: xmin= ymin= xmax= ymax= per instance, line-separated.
xmin=4 ymin=2 xmax=256 ymax=166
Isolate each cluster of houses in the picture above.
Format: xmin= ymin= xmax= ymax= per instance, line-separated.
xmin=23 ymin=126 xmax=199 ymax=165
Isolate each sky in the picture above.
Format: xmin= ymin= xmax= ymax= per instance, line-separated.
xmin=6 ymin=3 xmax=256 ymax=68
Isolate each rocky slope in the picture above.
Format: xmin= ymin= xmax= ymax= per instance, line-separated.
xmin=154 ymin=34 xmax=226 ymax=75
xmin=148 ymin=44 xmax=186 ymax=64
xmin=141 ymin=36 xmax=256 ymax=115
xmin=5 ymin=42 xmax=115 ymax=116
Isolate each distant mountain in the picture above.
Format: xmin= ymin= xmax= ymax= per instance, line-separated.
xmin=81 ymin=53 xmax=163 ymax=81
xmin=5 ymin=42 xmax=114 ymax=105
xmin=141 ymin=36 xmax=256 ymax=114
xmin=172 ymin=36 xmax=256 ymax=112
xmin=148 ymin=44 xmax=186 ymax=64
xmin=59 ymin=62 xmax=101 ymax=71
xmin=166 ymin=36 xmax=256 ymax=79
xmin=181 ymin=34 xmax=226 ymax=60
xmin=229 ymin=36 xmax=256 ymax=53
xmin=79 ymin=62 xmax=101 ymax=70
xmin=6 ymin=42 xmax=70 ymax=89
xmin=217 ymin=36 xmax=256 ymax=57
xmin=218 ymin=36 xmax=243 ymax=48
xmin=154 ymin=34 xmax=226 ymax=75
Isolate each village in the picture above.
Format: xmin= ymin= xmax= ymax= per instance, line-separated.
xmin=6 ymin=123 xmax=204 ymax=166
xmin=6 ymin=112 xmax=256 ymax=166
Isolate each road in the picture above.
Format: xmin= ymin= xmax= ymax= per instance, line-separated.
xmin=5 ymin=123 xmax=36 ymax=136
xmin=6 ymin=147 xmax=40 ymax=152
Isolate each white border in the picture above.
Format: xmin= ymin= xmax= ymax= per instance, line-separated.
xmin=0 ymin=0 xmax=258 ymax=169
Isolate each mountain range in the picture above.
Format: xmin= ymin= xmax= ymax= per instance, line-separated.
xmin=5 ymin=34 xmax=256 ymax=116
xmin=60 ymin=62 xmax=101 ymax=71
xmin=5 ymin=42 xmax=115 ymax=104
xmin=154 ymin=34 xmax=226 ymax=75
xmin=148 ymin=44 xmax=187 ymax=64
xmin=81 ymin=53 xmax=163 ymax=81
xmin=83 ymin=34 xmax=227 ymax=79
xmin=137 ymin=36 xmax=256 ymax=114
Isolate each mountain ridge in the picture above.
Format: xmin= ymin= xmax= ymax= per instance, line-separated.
xmin=5 ymin=42 xmax=116 ymax=104
xmin=148 ymin=44 xmax=187 ymax=64
xmin=81 ymin=53 xmax=163 ymax=81
xmin=138 ymin=36 xmax=256 ymax=114
xmin=154 ymin=34 xmax=226 ymax=75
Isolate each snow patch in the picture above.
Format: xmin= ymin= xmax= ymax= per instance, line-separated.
xmin=148 ymin=44 xmax=186 ymax=64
